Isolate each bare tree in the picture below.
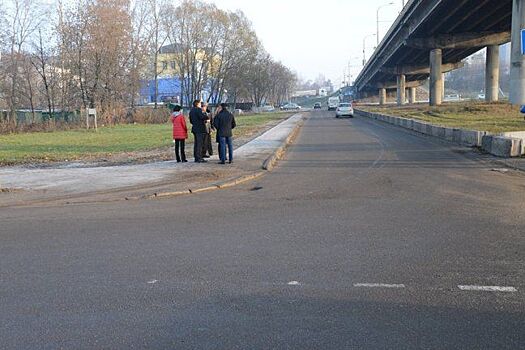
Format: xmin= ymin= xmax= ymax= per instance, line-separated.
xmin=3 ymin=0 xmax=45 ymax=126
xmin=147 ymin=0 xmax=169 ymax=108
xmin=31 ymin=28 xmax=57 ymax=120
xmin=0 ymin=0 xmax=296 ymax=128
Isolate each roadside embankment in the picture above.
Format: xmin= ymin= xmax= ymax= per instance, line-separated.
xmin=355 ymin=103 xmax=525 ymax=159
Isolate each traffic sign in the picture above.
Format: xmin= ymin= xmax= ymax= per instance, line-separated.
xmin=521 ymin=29 xmax=525 ymax=55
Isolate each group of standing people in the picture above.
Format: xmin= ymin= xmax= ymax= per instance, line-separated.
xmin=170 ymin=100 xmax=236 ymax=165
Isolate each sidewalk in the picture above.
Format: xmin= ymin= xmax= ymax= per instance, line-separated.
xmin=0 ymin=113 xmax=304 ymax=207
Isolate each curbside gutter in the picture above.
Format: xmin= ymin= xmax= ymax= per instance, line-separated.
xmin=148 ymin=114 xmax=305 ymax=200
xmin=355 ymin=109 xmax=525 ymax=158
xmin=262 ymin=117 xmax=305 ymax=171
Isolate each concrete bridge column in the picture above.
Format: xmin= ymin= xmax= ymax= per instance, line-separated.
xmin=441 ymin=73 xmax=446 ymax=101
xmin=511 ymin=0 xmax=525 ymax=105
xmin=409 ymin=87 xmax=417 ymax=104
xmin=485 ymin=45 xmax=500 ymax=102
xmin=430 ymin=48 xmax=443 ymax=106
xmin=379 ymin=88 xmax=387 ymax=105
xmin=397 ymin=74 xmax=406 ymax=105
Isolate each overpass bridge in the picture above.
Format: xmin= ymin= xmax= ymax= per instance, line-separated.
xmin=354 ymin=0 xmax=525 ymax=106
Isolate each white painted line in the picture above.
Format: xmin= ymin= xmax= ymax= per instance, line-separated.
xmin=147 ymin=280 xmax=159 ymax=284
xmin=354 ymin=283 xmax=406 ymax=289
xmin=458 ymin=285 xmax=517 ymax=293
xmin=287 ymin=281 xmax=301 ymax=286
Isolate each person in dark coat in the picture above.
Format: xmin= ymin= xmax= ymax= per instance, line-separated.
xmin=189 ymin=100 xmax=209 ymax=163
xmin=213 ymin=103 xmax=236 ymax=164
xmin=201 ymin=102 xmax=213 ymax=158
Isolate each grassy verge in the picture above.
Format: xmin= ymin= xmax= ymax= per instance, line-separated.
xmin=0 ymin=112 xmax=293 ymax=165
xmin=359 ymin=102 xmax=525 ymax=133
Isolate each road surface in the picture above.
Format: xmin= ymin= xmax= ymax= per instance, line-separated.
xmin=1 ymin=111 xmax=524 ymax=349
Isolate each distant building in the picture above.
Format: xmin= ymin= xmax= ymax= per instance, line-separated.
xmin=139 ymin=78 xmax=182 ymax=105
xmin=292 ymin=90 xmax=318 ymax=98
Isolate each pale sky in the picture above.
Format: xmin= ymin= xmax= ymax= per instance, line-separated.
xmin=203 ymin=0 xmax=405 ymax=87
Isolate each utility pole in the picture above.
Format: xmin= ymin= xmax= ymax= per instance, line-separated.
xmin=510 ymin=0 xmax=525 ymax=105
xmin=377 ymin=2 xmax=395 ymax=46
xmin=363 ymin=34 xmax=377 ymax=66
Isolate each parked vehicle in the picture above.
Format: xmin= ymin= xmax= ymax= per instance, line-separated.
xmin=335 ymin=103 xmax=354 ymax=118
xmin=313 ymin=102 xmax=322 ymax=109
xmin=280 ymin=103 xmax=302 ymax=111
xmin=260 ymin=105 xmax=275 ymax=112
xmin=444 ymin=94 xmax=461 ymax=102
xmin=328 ymin=97 xmax=340 ymax=111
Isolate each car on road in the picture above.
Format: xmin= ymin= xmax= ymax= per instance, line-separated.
xmin=280 ymin=103 xmax=302 ymax=111
xmin=328 ymin=97 xmax=340 ymax=111
xmin=313 ymin=102 xmax=322 ymax=109
xmin=335 ymin=102 xmax=354 ymax=118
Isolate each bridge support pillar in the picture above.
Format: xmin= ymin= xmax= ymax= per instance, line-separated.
xmin=379 ymin=88 xmax=387 ymax=105
xmin=441 ymin=73 xmax=446 ymax=101
xmin=397 ymin=74 xmax=406 ymax=105
xmin=511 ymin=0 xmax=525 ymax=105
xmin=486 ymin=45 xmax=500 ymax=102
xmin=430 ymin=48 xmax=443 ymax=106
xmin=409 ymin=87 xmax=417 ymax=104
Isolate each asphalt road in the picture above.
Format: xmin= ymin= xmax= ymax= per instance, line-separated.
xmin=1 ymin=110 xmax=524 ymax=349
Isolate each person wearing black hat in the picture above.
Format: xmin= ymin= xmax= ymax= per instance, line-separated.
xmin=213 ymin=103 xmax=236 ymax=164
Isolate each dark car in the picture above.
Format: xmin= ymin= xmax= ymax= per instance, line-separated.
xmin=313 ymin=103 xmax=322 ymax=109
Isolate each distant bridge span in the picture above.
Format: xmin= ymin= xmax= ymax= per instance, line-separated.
xmin=354 ymin=0 xmax=525 ymax=106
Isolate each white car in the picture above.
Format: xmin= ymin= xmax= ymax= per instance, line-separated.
xmin=335 ymin=103 xmax=354 ymax=118
xmin=280 ymin=103 xmax=302 ymax=111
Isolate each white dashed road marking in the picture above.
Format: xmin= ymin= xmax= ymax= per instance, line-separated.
xmin=354 ymin=283 xmax=406 ymax=289
xmin=147 ymin=280 xmax=159 ymax=284
xmin=458 ymin=285 xmax=517 ymax=293
xmin=287 ymin=281 xmax=301 ymax=286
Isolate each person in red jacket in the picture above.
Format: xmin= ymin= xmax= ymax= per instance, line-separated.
xmin=171 ymin=105 xmax=188 ymax=163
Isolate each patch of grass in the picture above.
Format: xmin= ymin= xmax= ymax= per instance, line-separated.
xmin=0 ymin=112 xmax=292 ymax=165
xmin=361 ymin=102 xmax=525 ymax=133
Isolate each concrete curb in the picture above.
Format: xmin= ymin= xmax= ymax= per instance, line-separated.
xmin=262 ymin=117 xmax=305 ymax=171
xmin=148 ymin=115 xmax=305 ymax=200
xmin=355 ymin=109 xmax=525 ymax=158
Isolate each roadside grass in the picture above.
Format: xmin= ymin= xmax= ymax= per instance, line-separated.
xmin=0 ymin=112 xmax=292 ymax=165
xmin=360 ymin=102 xmax=525 ymax=133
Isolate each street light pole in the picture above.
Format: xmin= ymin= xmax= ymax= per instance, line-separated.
xmin=362 ymin=34 xmax=377 ymax=66
xmin=376 ymin=2 xmax=395 ymax=45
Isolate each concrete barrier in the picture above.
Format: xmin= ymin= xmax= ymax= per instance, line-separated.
xmin=452 ymin=129 xmax=462 ymax=143
xmin=499 ymin=131 xmax=525 ymax=154
xmin=431 ymin=126 xmax=446 ymax=138
xmin=460 ymin=130 xmax=484 ymax=147
xmin=355 ymin=108 xmax=525 ymax=158
xmin=444 ymin=128 xmax=455 ymax=141
xmin=482 ymin=135 xmax=523 ymax=157
xmin=413 ymin=121 xmax=424 ymax=133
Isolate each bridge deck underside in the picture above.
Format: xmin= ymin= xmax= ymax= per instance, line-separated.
xmin=358 ymin=0 xmax=512 ymax=92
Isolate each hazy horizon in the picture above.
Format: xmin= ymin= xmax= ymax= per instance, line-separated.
xmin=202 ymin=0 xmax=406 ymax=87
